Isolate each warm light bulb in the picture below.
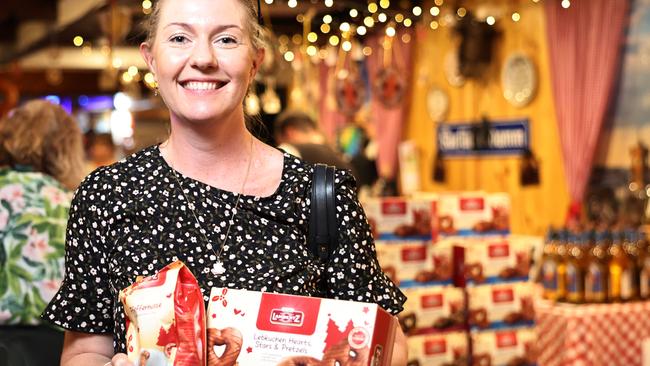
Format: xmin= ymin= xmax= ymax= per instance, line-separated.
xmin=512 ymin=12 xmax=521 ymax=22
xmin=350 ymin=9 xmax=359 ymax=17
xmin=127 ymin=66 xmax=138 ymax=76
xmin=325 ymin=0 xmax=334 ymax=7
xmin=357 ymin=26 xmax=367 ymax=35
xmin=364 ymin=16 xmax=375 ymax=27
xmin=368 ymin=3 xmax=378 ymax=13
xmin=430 ymin=6 xmax=440 ymax=16
xmin=142 ymin=0 xmax=152 ymax=10
xmin=329 ymin=35 xmax=340 ymax=46
xmin=284 ymin=51 xmax=295 ymax=62
xmin=307 ymin=32 xmax=318 ymax=42
xmin=342 ymin=41 xmax=352 ymax=51
xmin=412 ymin=6 xmax=422 ymax=16
xmin=430 ymin=20 xmax=439 ymax=30
xmin=486 ymin=16 xmax=496 ymax=25
xmin=401 ymin=33 xmax=411 ymax=43
xmin=380 ymin=0 xmax=390 ymax=9
xmin=288 ymin=0 xmax=297 ymax=8
xmin=362 ymin=46 xmax=372 ymax=56
xmin=386 ymin=26 xmax=396 ymax=37
xmin=306 ymin=45 xmax=318 ymax=56
xmin=403 ymin=18 xmax=412 ymax=27
xmin=264 ymin=0 xmax=273 ymax=4
xmin=73 ymin=36 xmax=84 ymax=47
xmin=561 ymin=0 xmax=571 ymax=8
xmin=457 ymin=7 xmax=467 ymax=17
xmin=340 ymin=22 xmax=351 ymax=32
xmin=320 ymin=24 xmax=331 ymax=33
xmin=378 ymin=13 xmax=388 ymax=22
xmin=395 ymin=13 xmax=404 ymax=23
xmin=323 ymin=14 xmax=333 ymax=24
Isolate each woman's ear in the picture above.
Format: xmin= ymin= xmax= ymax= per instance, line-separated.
xmin=140 ymin=42 xmax=157 ymax=75
xmin=250 ymin=48 xmax=265 ymax=80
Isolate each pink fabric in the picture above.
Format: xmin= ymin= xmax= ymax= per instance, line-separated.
xmin=318 ymin=62 xmax=347 ymax=141
xmin=545 ymin=0 xmax=629 ymax=210
xmin=365 ymin=29 xmax=414 ymax=179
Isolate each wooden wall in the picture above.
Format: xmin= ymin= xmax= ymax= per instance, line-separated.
xmin=405 ymin=0 xmax=569 ymax=235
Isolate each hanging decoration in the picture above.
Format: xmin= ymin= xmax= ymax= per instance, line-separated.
xmin=501 ymin=53 xmax=537 ymax=108
xmin=372 ymin=29 xmax=406 ymax=108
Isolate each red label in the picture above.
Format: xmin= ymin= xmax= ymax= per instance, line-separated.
xmin=459 ymin=198 xmax=485 ymax=211
xmin=424 ymin=339 xmax=447 ymax=355
xmin=492 ymin=288 xmax=514 ymax=303
xmin=257 ymin=293 xmax=320 ymax=335
xmin=401 ymin=246 xmax=427 ymax=262
xmin=488 ymin=243 xmax=510 ymax=258
xmin=420 ymin=294 xmax=443 ymax=309
xmin=381 ymin=200 xmax=407 ymax=215
xmin=496 ymin=331 xmax=518 ymax=348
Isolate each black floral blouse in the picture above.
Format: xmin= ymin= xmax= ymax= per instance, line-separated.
xmin=42 ymin=145 xmax=405 ymax=353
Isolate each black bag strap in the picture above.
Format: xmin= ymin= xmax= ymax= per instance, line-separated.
xmin=308 ymin=163 xmax=338 ymax=261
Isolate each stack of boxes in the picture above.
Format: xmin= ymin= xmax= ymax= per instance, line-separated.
xmin=363 ymin=192 xmax=542 ymax=366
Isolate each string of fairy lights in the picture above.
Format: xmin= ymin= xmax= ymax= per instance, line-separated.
xmin=65 ymin=0 xmax=573 ymax=95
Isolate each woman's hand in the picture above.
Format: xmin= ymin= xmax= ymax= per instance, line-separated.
xmin=104 ymin=353 xmax=134 ymax=366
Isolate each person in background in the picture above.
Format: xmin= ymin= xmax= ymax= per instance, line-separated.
xmin=0 ymin=99 xmax=85 ymax=366
xmin=42 ymin=0 xmax=408 ymax=365
xmin=85 ymin=132 xmax=118 ymax=172
xmin=274 ymin=109 xmax=357 ymax=175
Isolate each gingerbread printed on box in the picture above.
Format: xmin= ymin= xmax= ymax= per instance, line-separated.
xmin=437 ymin=193 xmax=510 ymax=237
xmin=468 ymin=283 xmax=534 ymax=330
xmin=362 ymin=197 xmax=437 ymax=241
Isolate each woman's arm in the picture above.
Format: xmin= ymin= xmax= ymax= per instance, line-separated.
xmin=60 ymin=331 xmax=132 ymax=366
xmin=390 ymin=318 xmax=408 ymax=366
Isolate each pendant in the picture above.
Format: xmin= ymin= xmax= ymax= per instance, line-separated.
xmin=212 ymin=260 xmax=226 ymax=275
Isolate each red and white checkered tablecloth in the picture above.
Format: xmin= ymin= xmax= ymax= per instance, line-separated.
xmin=536 ymin=300 xmax=650 ymax=366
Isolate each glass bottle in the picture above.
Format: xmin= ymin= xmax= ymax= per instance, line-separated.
xmin=585 ymin=230 xmax=609 ymax=303
xmin=566 ymin=232 xmax=587 ymax=303
xmin=609 ymin=232 xmax=635 ymax=302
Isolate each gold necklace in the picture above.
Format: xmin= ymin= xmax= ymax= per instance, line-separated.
xmin=167 ymin=137 xmax=254 ymax=276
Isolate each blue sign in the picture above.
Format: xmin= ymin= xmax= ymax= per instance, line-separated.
xmin=437 ymin=119 xmax=530 ymax=156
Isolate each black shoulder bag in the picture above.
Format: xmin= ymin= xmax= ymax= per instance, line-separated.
xmin=308 ymin=164 xmax=338 ymax=262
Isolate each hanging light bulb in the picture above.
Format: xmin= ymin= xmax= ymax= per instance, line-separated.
xmin=262 ymin=82 xmax=281 ymax=114
xmin=245 ymin=93 xmax=261 ymax=115
xmin=561 ymin=0 xmax=571 ymax=8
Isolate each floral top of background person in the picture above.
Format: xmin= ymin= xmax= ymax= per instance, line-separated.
xmin=0 ymin=100 xmax=84 ymax=325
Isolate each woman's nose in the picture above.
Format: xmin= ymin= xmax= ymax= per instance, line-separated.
xmin=189 ymin=40 xmax=218 ymax=69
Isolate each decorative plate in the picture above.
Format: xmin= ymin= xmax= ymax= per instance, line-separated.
xmin=372 ymin=66 xmax=406 ymax=108
xmin=426 ymin=85 xmax=449 ymax=122
xmin=501 ymin=53 xmax=537 ymax=108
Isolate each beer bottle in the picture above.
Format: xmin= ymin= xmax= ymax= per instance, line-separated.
xmin=609 ymin=232 xmax=635 ymax=302
xmin=541 ymin=229 xmax=560 ymax=300
xmin=585 ymin=230 xmax=609 ymax=303
xmin=636 ymin=231 xmax=650 ymax=300
xmin=566 ymin=232 xmax=587 ymax=303
xmin=556 ymin=229 xmax=569 ymax=302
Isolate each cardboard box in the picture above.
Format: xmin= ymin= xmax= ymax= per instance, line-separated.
xmin=375 ymin=240 xmax=453 ymax=287
xmin=206 ymin=288 xmax=396 ymax=365
xmin=437 ymin=192 xmax=510 ymax=236
xmin=468 ymin=283 xmax=535 ymax=329
xmin=472 ymin=328 xmax=536 ymax=366
xmin=362 ymin=197 xmax=437 ymax=240
xmin=399 ymin=286 xmax=465 ymax=333
xmin=407 ymin=331 xmax=468 ymax=366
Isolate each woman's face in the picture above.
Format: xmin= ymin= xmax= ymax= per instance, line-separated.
xmin=141 ymin=0 xmax=262 ymax=124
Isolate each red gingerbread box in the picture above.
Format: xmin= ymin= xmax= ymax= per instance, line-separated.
xmin=206 ymin=288 xmax=397 ymax=365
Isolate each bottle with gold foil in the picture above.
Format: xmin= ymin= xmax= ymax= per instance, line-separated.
xmin=623 ymin=230 xmax=641 ymax=301
xmin=639 ymin=231 xmax=650 ymax=300
xmin=541 ymin=229 xmax=560 ymax=300
xmin=566 ymin=232 xmax=587 ymax=303
xmin=585 ymin=230 xmax=609 ymax=303
xmin=608 ymin=232 xmax=635 ymax=302
xmin=555 ymin=230 xmax=569 ymax=302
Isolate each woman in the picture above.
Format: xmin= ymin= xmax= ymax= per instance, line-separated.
xmin=43 ymin=1 xmax=408 ymax=365
xmin=0 ymin=100 xmax=85 ymax=366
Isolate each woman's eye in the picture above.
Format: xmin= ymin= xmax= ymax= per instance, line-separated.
xmin=170 ymin=35 xmax=188 ymax=44
xmin=216 ymin=36 xmax=239 ymax=48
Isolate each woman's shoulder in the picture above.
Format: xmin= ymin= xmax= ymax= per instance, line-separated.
xmin=281 ymin=151 xmax=358 ymax=194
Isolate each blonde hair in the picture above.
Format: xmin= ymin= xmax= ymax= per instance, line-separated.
xmin=0 ymin=100 xmax=85 ymax=190
xmin=142 ymin=0 xmax=266 ymax=52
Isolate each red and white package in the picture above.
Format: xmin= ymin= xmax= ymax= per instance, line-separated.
xmin=362 ymin=197 xmax=438 ymax=240
xmin=206 ymin=287 xmax=396 ymax=365
xmin=407 ymin=331 xmax=468 ymax=365
xmin=399 ymin=286 xmax=464 ymax=333
xmin=119 ymin=261 xmax=206 ymax=366
xmin=468 ymin=283 xmax=535 ymax=329
xmin=437 ymin=192 xmax=510 ymax=236
xmin=472 ymin=328 xmax=537 ymax=366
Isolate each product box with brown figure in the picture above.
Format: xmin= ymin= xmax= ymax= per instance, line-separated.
xmin=461 ymin=236 xmax=538 ymax=285
xmin=375 ymin=240 xmax=453 ymax=287
xmin=398 ymin=286 xmax=465 ymax=334
xmin=471 ymin=328 xmax=536 ymax=366
xmin=206 ymin=288 xmax=396 ymax=365
xmin=362 ymin=197 xmax=438 ymax=241
xmin=437 ymin=193 xmax=510 ymax=237
xmin=406 ymin=331 xmax=468 ymax=366
xmin=467 ymin=283 xmax=535 ymax=330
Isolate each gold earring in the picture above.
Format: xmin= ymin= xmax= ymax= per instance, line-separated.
xmin=154 ymin=85 xmax=159 ymax=96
